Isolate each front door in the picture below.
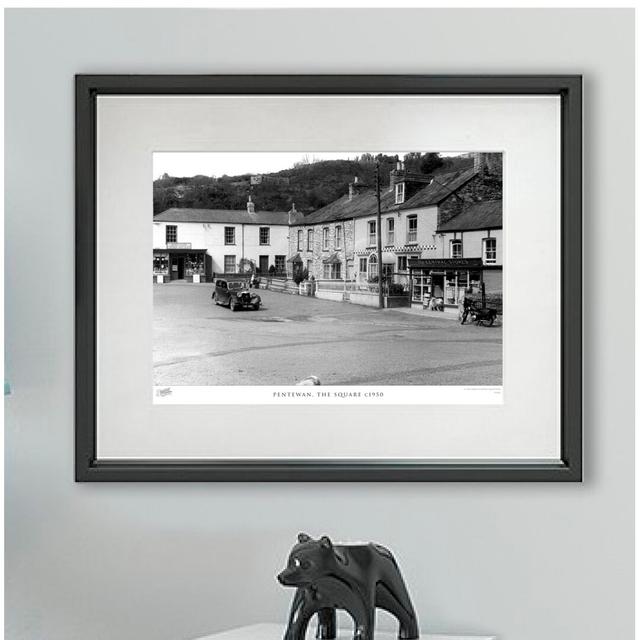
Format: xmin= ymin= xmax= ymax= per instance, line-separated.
xmin=259 ymin=255 xmax=269 ymax=274
xmin=431 ymin=274 xmax=444 ymax=298
xmin=171 ymin=256 xmax=185 ymax=280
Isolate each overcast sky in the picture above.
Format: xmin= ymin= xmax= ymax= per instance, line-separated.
xmin=153 ymin=151 xmax=466 ymax=179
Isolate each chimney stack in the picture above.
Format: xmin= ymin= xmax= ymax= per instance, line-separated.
xmin=288 ymin=202 xmax=297 ymax=225
xmin=247 ymin=195 xmax=255 ymax=214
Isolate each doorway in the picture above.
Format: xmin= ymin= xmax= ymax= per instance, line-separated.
xmin=259 ymin=255 xmax=269 ymax=274
xmin=171 ymin=256 xmax=185 ymax=280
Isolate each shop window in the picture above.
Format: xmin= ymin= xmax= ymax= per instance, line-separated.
xmin=483 ymin=237 xmax=497 ymax=264
xmin=259 ymin=227 xmax=270 ymax=245
xmin=450 ymin=239 xmax=463 ymax=259
xmin=307 ymin=229 xmax=313 ymax=251
xmin=153 ymin=255 xmax=168 ymax=273
xmin=166 ymin=225 xmax=177 ymax=243
xmin=224 ymin=255 xmax=236 ymax=273
xmin=224 ymin=227 xmax=235 ymax=245
xmin=406 ymin=216 xmax=417 ymax=243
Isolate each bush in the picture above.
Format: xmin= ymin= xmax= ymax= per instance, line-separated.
xmin=293 ymin=268 xmax=308 ymax=285
xmin=268 ymin=265 xmax=276 ymax=276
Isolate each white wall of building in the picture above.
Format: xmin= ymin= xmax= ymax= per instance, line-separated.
xmin=353 ymin=206 xmax=439 ymax=278
xmin=437 ymin=228 xmax=503 ymax=265
xmin=153 ymin=220 xmax=290 ymax=273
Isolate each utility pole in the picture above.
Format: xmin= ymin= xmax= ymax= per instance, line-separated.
xmin=375 ymin=160 xmax=384 ymax=309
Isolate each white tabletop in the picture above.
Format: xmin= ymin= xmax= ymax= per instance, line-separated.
xmin=192 ymin=623 xmax=496 ymax=640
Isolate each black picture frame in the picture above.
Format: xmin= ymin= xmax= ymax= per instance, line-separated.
xmin=76 ymin=74 xmax=582 ymax=482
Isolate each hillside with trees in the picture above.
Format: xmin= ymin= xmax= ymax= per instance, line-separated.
xmin=153 ymin=153 xmax=474 ymax=216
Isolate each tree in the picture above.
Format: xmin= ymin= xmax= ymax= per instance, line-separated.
xmin=419 ymin=153 xmax=444 ymax=175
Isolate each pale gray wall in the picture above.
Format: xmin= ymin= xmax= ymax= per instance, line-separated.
xmin=5 ymin=9 xmax=634 ymax=640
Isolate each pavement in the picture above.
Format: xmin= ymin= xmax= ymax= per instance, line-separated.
xmin=153 ymin=283 xmax=502 ymax=386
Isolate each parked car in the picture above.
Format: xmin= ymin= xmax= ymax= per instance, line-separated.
xmin=212 ymin=278 xmax=261 ymax=311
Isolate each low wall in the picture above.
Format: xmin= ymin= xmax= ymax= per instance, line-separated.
xmin=349 ymin=291 xmax=380 ymax=307
xmin=385 ymin=296 xmax=411 ymax=308
xmin=316 ymin=289 xmax=345 ymax=303
xmin=264 ymin=278 xmax=299 ymax=294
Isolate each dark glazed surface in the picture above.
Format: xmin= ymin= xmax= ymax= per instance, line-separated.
xmin=278 ymin=534 xmax=419 ymax=640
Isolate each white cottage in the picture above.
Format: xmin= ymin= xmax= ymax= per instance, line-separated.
xmin=153 ymin=198 xmax=300 ymax=282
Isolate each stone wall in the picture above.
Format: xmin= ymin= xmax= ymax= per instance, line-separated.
xmin=288 ymin=218 xmax=355 ymax=280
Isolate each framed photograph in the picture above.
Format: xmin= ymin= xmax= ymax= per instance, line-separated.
xmin=76 ymin=75 xmax=582 ymax=481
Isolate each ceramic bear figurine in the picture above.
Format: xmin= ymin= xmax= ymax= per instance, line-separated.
xmin=277 ymin=533 xmax=419 ymax=640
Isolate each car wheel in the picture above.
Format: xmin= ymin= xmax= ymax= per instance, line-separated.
xmin=253 ymin=301 xmax=260 ymax=310
xmin=230 ymin=300 xmax=237 ymax=311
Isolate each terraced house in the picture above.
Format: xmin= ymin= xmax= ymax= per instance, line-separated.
xmin=287 ymin=154 xmax=502 ymax=308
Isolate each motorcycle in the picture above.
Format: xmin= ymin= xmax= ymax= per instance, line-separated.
xmin=461 ymin=299 xmax=497 ymax=326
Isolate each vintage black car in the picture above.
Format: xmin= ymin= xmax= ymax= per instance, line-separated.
xmin=212 ymin=278 xmax=261 ymax=311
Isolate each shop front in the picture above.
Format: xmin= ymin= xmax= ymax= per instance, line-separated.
xmin=408 ymin=258 xmax=484 ymax=307
xmin=153 ymin=248 xmax=210 ymax=283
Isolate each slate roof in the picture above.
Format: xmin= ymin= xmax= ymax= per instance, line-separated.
xmin=292 ymin=168 xmax=478 ymax=226
xmin=154 ymin=208 xmax=301 ymax=225
xmin=437 ymin=200 xmax=502 ymax=232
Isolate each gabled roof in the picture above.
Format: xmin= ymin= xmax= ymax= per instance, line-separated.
xmin=154 ymin=208 xmax=301 ymax=225
xmin=437 ymin=200 xmax=502 ymax=232
xmin=399 ymin=168 xmax=478 ymax=210
xmin=292 ymin=168 xmax=478 ymax=226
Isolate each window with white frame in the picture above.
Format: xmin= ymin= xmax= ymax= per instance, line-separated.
xmin=359 ymin=257 xmax=368 ymax=273
xmin=224 ymin=226 xmax=235 ymax=245
xmin=450 ymin=239 xmax=463 ymax=259
xmin=483 ymin=237 xmax=497 ymax=264
xmin=368 ymin=220 xmax=377 ymax=246
xmin=386 ymin=218 xmax=395 ymax=245
xmin=323 ymin=263 xmax=342 ymax=279
xmin=275 ymin=255 xmax=286 ymax=273
xmin=166 ymin=225 xmax=177 ymax=243
xmin=307 ymin=229 xmax=313 ymax=251
xmin=395 ymin=182 xmax=405 ymax=204
xmin=259 ymin=227 xmax=270 ymax=245
xmin=397 ymin=255 xmax=408 ymax=271
xmin=335 ymin=225 xmax=342 ymax=249
xmin=224 ymin=255 xmax=236 ymax=273
xmin=368 ymin=254 xmax=378 ymax=279
xmin=323 ymin=227 xmax=329 ymax=250
xmin=297 ymin=229 xmax=303 ymax=251
xmin=406 ymin=215 xmax=418 ymax=243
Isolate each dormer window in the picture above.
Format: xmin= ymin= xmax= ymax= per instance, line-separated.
xmin=395 ymin=182 xmax=405 ymax=204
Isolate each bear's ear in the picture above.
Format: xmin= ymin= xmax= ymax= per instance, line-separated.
xmin=319 ymin=535 xmax=333 ymax=550
xmin=298 ymin=532 xmax=311 ymax=543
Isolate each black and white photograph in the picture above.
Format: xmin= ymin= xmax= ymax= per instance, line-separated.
xmin=153 ymin=151 xmax=503 ymax=400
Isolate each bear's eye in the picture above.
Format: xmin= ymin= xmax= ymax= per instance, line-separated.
xmin=293 ymin=557 xmax=311 ymax=570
